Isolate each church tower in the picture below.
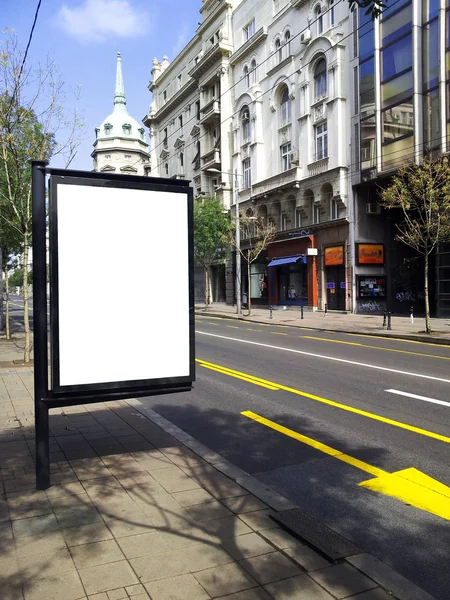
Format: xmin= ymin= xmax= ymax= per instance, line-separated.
xmin=92 ymin=53 xmax=150 ymax=175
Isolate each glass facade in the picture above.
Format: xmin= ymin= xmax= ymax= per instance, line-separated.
xmin=423 ymin=3 xmax=440 ymax=152
xmin=359 ymin=7 xmax=376 ymax=171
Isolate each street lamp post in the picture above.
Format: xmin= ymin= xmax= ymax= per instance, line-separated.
xmin=207 ymin=168 xmax=242 ymax=315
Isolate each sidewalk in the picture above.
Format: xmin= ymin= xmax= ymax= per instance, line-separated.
xmin=0 ymin=346 xmax=437 ymax=599
xmin=195 ymin=303 xmax=450 ymax=345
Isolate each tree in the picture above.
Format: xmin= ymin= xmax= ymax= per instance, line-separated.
xmin=1 ymin=204 xmax=22 ymax=338
xmin=0 ymin=30 xmax=85 ymax=361
xmin=381 ymin=157 xmax=450 ymax=333
xmin=193 ymin=197 xmax=231 ymax=307
xmin=226 ymin=214 xmax=275 ymax=316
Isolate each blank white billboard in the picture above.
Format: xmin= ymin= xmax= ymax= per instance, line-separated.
xmin=53 ymin=182 xmax=191 ymax=388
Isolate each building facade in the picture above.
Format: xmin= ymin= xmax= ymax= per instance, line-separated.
xmin=352 ymin=0 xmax=450 ymax=317
xmin=93 ymin=53 xmax=150 ymax=176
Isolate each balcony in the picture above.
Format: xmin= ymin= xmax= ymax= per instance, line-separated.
xmin=200 ymin=99 xmax=220 ymax=125
xmin=201 ymin=148 xmax=221 ymax=171
xmin=229 ymin=27 xmax=268 ymax=66
xmin=308 ymin=157 xmax=329 ymax=176
xmin=251 ymin=167 xmax=302 ymax=199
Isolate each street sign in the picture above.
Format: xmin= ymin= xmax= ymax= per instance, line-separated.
xmin=32 ymin=162 xmax=195 ymax=489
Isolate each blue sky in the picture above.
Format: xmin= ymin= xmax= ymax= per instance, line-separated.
xmin=1 ymin=0 xmax=200 ymax=169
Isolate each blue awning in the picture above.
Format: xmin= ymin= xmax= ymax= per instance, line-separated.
xmin=268 ymin=255 xmax=304 ymax=267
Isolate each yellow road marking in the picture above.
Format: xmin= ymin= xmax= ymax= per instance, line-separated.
xmin=324 ymin=331 xmax=337 ymax=334
xmin=347 ymin=333 xmax=450 ymax=349
xmin=207 ymin=322 xmax=220 ymax=326
xmin=271 ymin=332 xmax=288 ymax=336
xmin=195 ymin=359 xmax=450 ymax=444
xmin=277 ymin=325 xmax=290 ymax=328
xmin=302 ymin=336 xmax=450 ymax=361
xmin=201 ymin=365 xmax=279 ymax=390
xmin=247 ymin=328 xmax=263 ymax=332
xmin=227 ymin=325 xmax=240 ymax=329
xmin=242 ymin=411 xmax=450 ymax=520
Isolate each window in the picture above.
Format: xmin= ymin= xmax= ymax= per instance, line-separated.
xmin=105 ymin=125 xmax=112 ymax=136
xmin=353 ymin=66 xmax=359 ymax=114
xmin=315 ymin=122 xmax=328 ymax=160
xmin=316 ymin=6 xmax=323 ymax=35
xmin=280 ymin=87 xmax=291 ymax=125
xmin=105 ymin=154 xmax=111 ymax=160
xmin=178 ymin=115 xmax=183 ymax=130
xmin=163 ymin=128 xmax=168 ymax=148
xmin=381 ymin=34 xmax=412 ymax=81
xmin=360 ymin=58 xmax=375 ymax=118
xmin=243 ymin=158 xmax=251 ymax=188
xmin=165 ymin=162 xmax=169 ymax=175
xmin=177 ymin=74 xmax=182 ymax=89
xmin=138 ymin=128 xmax=145 ymax=140
xmin=314 ymin=58 xmax=327 ymax=99
xmin=196 ymin=101 xmax=200 ymax=121
xmin=180 ymin=152 xmax=184 ymax=169
xmin=275 ymin=38 xmax=282 ymax=63
xmin=243 ymin=65 xmax=250 ymax=88
xmin=243 ymin=19 xmax=255 ymax=41
xmin=382 ymin=100 xmax=414 ymax=143
xmin=281 ymin=142 xmax=292 ymax=171
xmin=242 ymin=107 xmax=251 ymax=141
xmin=163 ymin=90 xmax=167 ymax=101
xmin=330 ymin=197 xmax=339 ymax=220
xmin=250 ymin=59 xmax=257 ymax=85
xmin=295 ymin=210 xmax=302 ymax=228
xmin=280 ymin=212 xmax=288 ymax=231
xmin=423 ymin=5 xmax=440 ymax=152
xmin=329 ymin=0 xmax=335 ymax=26
xmin=193 ymin=141 xmax=200 ymax=170
xmin=123 ymin=124 xmax=131 ymax=135
xmin=313 ymin=204 xmax=321 ymax=224
xmin=124 ymin=154 xmax=131 ymax=160
xmin=284 ymin=31 xmax=291 ymax=59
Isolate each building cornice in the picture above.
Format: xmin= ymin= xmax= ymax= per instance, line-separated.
xmin=229 ymin=27 xmax=268 ymax=66
xmin=198 ymin=1 xmax=232 ymax=35
xmin=188 ymin=40 xmax=233 ymax=80
xmin=144 ymin=78 xmax=198 ymax=125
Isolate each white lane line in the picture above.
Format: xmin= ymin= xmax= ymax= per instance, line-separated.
xmin=386 ymin=389 xmax=450 ymax=408
xmin=197 ymin=330 xmax=450 ymax=384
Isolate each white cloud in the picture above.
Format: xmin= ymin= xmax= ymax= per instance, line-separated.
xmin=57 ymin=0 xmax=149 ymax=42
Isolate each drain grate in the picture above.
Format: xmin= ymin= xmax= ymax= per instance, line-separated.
xmin=271 ymin=509 xmax=362 ymax=562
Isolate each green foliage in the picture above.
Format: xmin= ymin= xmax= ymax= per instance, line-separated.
xmin=193 ymin=197 xmax=231 ymax=268
xmin=7 ymin=268 xmax=31 ymax=288
xmin=381 ymin=157 xmax=450 ymax=254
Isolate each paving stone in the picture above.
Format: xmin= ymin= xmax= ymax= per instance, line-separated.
xmin=130 ymin=541 xmax=234 ymax=582
xmin=14 ymin=531 xmax=66 ymax=558
xmin=222 ymin=496 xmax=268 ymax=514
xmin=55 ymin=506 xmax=102 ymax=528
xmin=103 ymin=513 xmax=154 ymax=538
xmin=78 ymin=560 xmax=138 ymax=595
xmin=310 ymin=564 xmax=377 ymax=599
xmin=22 ymin=569 xmax=85 ymax=600
xmin=125 ymin=584 xmax=147 ymax=597
xmin=17 ymin=548 xmax=75 ymax=577
xmin=265 ymin=574 xmax=335 ymax=599
xmin=62 ymin=521 xmax=114 ymax=546
xmin=70 ymin=539 xmax=125 ymax=568
xmin=45 ymin=482 xmax=86 ymax=498
xmin=346 ymin=590 xmax=395 ymax=600
xmin=130 ymin=451 xmax=173 ymax=471
xmin=7 ymin=491 xmax=53 ymax=520
xmin=12 ymin=513 xmax=60 ymax=538
xmin=150 ymin=466 xmax=202 ymax=493
xmin=106 ymin=588 xmax=127 ymax=599
xmin=117 ymin=529 xmax=207 ymax=559
xmin=238 ymin=510 xmax=278 ymax=532
xmin=194 ymin=562 xmax=258 ymax=597
xmin=0 ymin=520 xmax=13 ymax=540
xmin=73 ymin=467 xmax=113 ymax=481
xmin=0 ymin=583 xmax=24 ymax=600
xmin=222 ymin=532 xmax=276 ymax=560
xmin=215 ymin=590 xmax=272 ymax=600
xmin=172 ymin=489 xmax=214 ymax=507
xmin=4 ymin=476 xmax=36 ymax=494
xmin=88 ymin=594 xmax=108 ymax=600
xmin=186 ymin=500 xmax=233 ymax=522
xmin=284 ymin=544 xmax=331 ymax=572
xmin=48 ymin=492 xmax=94 ymax=511
xmin=259 ymin=527 xmax=301 ymax=550
xmin=239 ymin=552 xmax=302 ymax=585
xmin=201 ymin=515 xmax=252 ymax=539
xmin=145 ymin=574 xmax=211 ymax=600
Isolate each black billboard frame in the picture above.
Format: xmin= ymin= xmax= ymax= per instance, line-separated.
xmin=32 ymin=162 xmax=195 ymax=490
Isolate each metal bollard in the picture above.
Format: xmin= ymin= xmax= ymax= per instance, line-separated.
xmin=269 ymin=306 xmax=273 ymax=319
xmin=324 ymin=303 xmax=328 ymax=316
xmin=387 ymin=311 xmax=392 ymax=330
xmin=410 ymin=305 xmax=414 ymax=324
xmin=383 ymin=310 xmax=387 ymax=329
xmin=300 ymin=305 xmax=304 ymax=319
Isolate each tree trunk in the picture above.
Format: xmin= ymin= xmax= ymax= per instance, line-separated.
xmin=204 ymin=266 xmax=211 ymax=309
xmin=23 ymin=237 xmax=31 ymax=362
xmin=247 ymin=261 xmax=252 ymax=316
xmin=5 ymin=269 xmax=10 ymax=340
xmin=424 ymin=252 xmax=431 ymax=334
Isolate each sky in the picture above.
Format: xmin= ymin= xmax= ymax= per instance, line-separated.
xmin=1 ymin=0 xmax=201 ymax=169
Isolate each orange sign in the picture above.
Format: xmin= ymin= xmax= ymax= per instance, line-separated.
xmin=357 ymin=244 xmax=384 ymax=265
xmin=324 ymin=246 xmax=344 ymax=266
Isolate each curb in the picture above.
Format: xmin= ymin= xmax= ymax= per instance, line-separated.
xmin=127 ymin=398 xmax=438 ymax=600
xmin=195 ymin=310 xmax=450 ymax=346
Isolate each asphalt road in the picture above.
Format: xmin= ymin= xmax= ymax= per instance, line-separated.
xmin=140 ymin=314 xmax=450 ymax=600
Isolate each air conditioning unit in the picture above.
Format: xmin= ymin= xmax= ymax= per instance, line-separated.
xmin=366 ymin=202 xmax=381 ymax=215
xmin=290 ymin=150 xmax=299 ymax=165
xmin=300 ymin=30 xmax=311 ymax=44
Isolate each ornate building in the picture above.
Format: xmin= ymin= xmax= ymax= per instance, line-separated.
xmin=92 ymin=53 xmax=150 ymax=175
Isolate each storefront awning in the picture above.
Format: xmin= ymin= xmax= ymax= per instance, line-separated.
xmin=268 ymin=255 xmax=304 ymax=267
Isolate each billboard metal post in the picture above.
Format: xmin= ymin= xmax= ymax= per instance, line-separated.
xmin=31 ymin=160 xmax=50 ymax=490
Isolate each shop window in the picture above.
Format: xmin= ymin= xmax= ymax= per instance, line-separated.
xmin=250 ymin=264 xmax=268 ymax=299
xmin=314 ymin=58 xmax=327 ymax=100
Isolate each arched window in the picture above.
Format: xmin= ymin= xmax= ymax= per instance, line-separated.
xmin=241 ymin=106 xmax=251 ymax=141
xmin=280 ymin=86 xmax=291 ymax=125
xmin=314 ymin=58 xmax=327 ymax=99
xmin=316 ymin=5 xmax=323 ymax=35
xmin=329 ymin=0 xmax=335 ymax=27
xmin=284 ymin=30 xmax=291 ymax=59
xmin=180 ymin=152 xmax=184 ymax=169
xmin=165 ymin=162 xmax=169 ymax=175
xmin=275 ymin=38 xmax=282 ymax=64
xmin=243 ymin=65 xmax=249 ymax=88
xmin=250 ymin=59 xmax=257 ymax=85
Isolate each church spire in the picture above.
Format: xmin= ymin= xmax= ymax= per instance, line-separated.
xmin=114 ymin=52 xmax=127 ymax=112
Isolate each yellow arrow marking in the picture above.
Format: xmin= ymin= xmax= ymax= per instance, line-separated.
xmin=242 ymin=411 xmax=450 ymax=521
xmin=196 ymin=359 xmax=450 ymax=444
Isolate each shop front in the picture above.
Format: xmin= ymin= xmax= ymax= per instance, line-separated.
xmin=267 ymin=236 xmax=318 ymax=307
xmin=355 ymin=243 xmax=386 ymax=314
xmin=324 ymin=246 xmax=346 ymax=311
